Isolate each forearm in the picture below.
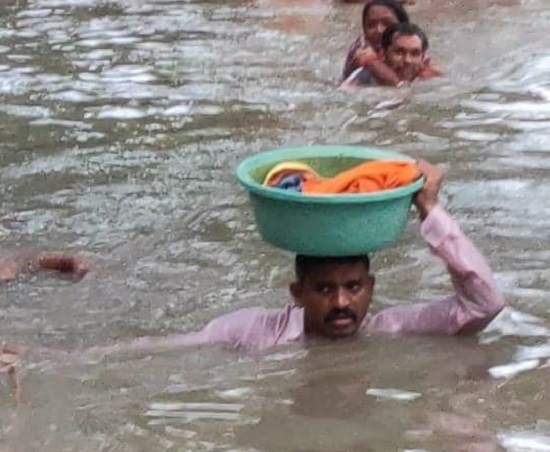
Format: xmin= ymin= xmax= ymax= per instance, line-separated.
xmin=370 ymin=206 xmax=504 ymax=336
xmin=86 ymin=332 xmax=210 ymax=360
xmin=0 ymin=251 xmax=88 ymax=281
xmin=36 ymin=253 xmax=80 ymax=273
xmin=421 ymin=205 xmax=505 ymax=328
xmin=420 ymin=62 xmax=445 ymax=80
xmin=125 ymin=333 xmax=208 ymax=353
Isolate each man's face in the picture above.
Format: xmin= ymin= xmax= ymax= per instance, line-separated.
xmin=291 ymin=262 xmax=374 ymax=339
xmin=384 ymin=33 xmax=425 ymax=82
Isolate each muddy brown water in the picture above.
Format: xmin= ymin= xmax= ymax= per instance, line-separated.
xmin=1 ymin=0 xmax=550 ymax=450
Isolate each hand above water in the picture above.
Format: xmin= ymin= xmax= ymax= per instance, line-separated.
xmin=0 ymin=344 xmax=25 ymax=404
xmin=354 ymin=47 xmax=378 ymax=66
xmin=37 ymin=253 xmax=89 ymax=280
xmin=0 ymin=252 xmax=89 ymax=282
xmin=414 ymin=159 xmax=444 ymax=221
xmin=0 ymin=344 xmax=21 ymax=372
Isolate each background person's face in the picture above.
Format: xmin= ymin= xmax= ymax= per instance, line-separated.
xmin=385 ymin=33 xmax=425 ymax=81
xmin=291 ymin=262 xmax=374 ymax=339
xmin=363 ymin=5 xmax=400 ymax=50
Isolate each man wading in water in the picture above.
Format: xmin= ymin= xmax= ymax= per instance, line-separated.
xmin=2 ymin=160 xmax=505 ymax=392
xmin=73 ymin=160 xmax=505 ymax=358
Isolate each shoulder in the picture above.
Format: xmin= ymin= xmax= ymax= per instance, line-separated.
xmin=203 ymin=305 xmax=301 ymax=350
xmin=420 ymin=62 xmax=444 ymax=80
xmin=347 ymin=36 xmax=363 ymax=52
xmin=364 ymin=302 xmax=452 ymax=335
xmin=205 ymin=306 xmax=275 ymax=331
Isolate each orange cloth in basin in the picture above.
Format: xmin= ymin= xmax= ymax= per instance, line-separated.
xmin=263 ymin=160 xmax=419 ymax=194
xmin=302 ymin=160 xmax=419 ymax=194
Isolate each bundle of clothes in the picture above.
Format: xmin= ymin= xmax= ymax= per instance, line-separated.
xmin=263 ymin=160 xmax=419 ymax=194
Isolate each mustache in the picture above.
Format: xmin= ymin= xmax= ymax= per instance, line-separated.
xmin=324 ymin=308 xmax=358 ymax=324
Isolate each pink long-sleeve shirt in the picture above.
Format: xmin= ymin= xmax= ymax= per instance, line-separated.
xmin=122 ymin=205 xmax=505 ymax=354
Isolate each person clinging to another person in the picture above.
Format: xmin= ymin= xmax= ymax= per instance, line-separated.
xmin=342 ymin=0 xmax=442 ymax=87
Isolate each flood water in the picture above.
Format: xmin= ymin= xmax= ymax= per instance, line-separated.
xmin=1 ymin=0 xmax=550 ymax=450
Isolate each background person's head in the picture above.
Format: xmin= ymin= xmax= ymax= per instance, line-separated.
xmin=362 ymin=0 xmax=409 ymax=51
xmin=290 ymin=255 xmax=374 ymax=339
xmin=381 ymin=22 xmax=429 ymax=82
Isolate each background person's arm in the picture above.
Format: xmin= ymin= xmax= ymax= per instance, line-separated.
xmin=343 ymin=49 xmax=401 ymax=87
xmin=0 ymin=252 xmax=88 ymax=281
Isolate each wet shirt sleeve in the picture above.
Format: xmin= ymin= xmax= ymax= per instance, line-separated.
xmin=200 ymin=305 xmax=306 ymax=350
xmin=367 ymin=205 xmax=505 ymax=336
xmin=200 ymin=307 xmax=274 ymax=349
xmin=111 ymin=305 xmax=304 ymax=357
xmin=99 ymin=307 xmax=293 ymax=357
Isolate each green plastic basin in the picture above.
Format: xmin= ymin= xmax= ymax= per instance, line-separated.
xmin=236 ymin=145 xmax=423 ymax=256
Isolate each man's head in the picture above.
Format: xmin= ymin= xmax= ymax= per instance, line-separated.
xmin=290 ymin=255 xmax=374 ymax=339
xmin=381 ymin=22 xmax=429 ymax=82
xmin=362 ymin=0 xmax=409 ymax=51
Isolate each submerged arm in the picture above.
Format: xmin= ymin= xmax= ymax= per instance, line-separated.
xmin=84 ymin=308 xmax=272 ymax=360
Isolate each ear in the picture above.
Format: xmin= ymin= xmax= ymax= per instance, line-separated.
xmin=290 ymin=281 xmax=303 ymax=306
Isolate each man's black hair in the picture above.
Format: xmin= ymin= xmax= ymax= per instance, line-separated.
xmin=295 ymin=255 xmax=370 ymax=281
xmin=381 ymin=22 xmax=429 ymax=52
